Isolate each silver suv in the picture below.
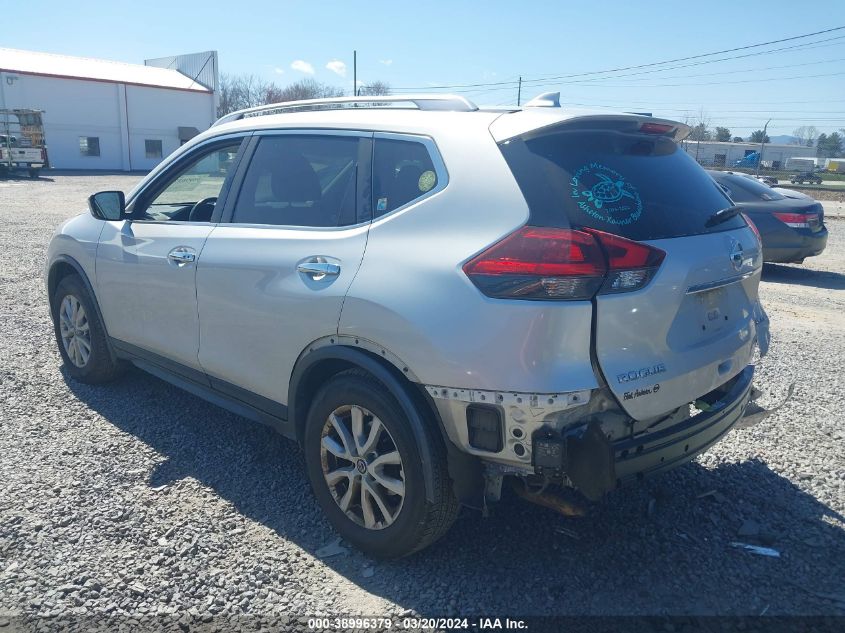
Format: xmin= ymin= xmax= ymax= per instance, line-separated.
xmin=46 ymin=94 xmax=770 ymax=558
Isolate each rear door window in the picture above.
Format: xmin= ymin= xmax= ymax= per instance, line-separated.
xmin=499 ymin=129 xmax=745 ymax=240
xmin=372 ymin=137 xmax=440 ymax=217
xmin=232 ymin=134 xmax=361 ymax=227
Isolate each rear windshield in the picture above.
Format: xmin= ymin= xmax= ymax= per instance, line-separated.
xmin=499 ymin=129 xmax=745 ymax=240
xmin=709 ymin=172 xmax=786 ymax=203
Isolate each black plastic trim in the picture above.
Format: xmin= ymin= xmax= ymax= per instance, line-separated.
xmin=47 ymin=255 xmax=116 ymax=362
xmin=110 ymin=337 xmax=293 ymax=437
xmin=289 ymin=345 xmax=439 ymax=502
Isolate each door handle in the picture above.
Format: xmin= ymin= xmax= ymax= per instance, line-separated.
xmin=168 ymin=247 xmax=197 ymax=266
xmin=297 ymin=261 xmax=341 ymax=280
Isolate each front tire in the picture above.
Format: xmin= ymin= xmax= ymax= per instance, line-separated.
xmin=303 ymin=369 xmax=458 ymax=558
xmin=52 ymin=275 xmax=124 ymax=384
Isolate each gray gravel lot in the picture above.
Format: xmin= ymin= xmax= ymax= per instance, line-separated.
xmin=1 ymin=174 xmax=843 ymax=630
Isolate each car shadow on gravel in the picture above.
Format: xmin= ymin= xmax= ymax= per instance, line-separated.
xmin=65 ymin=367 xmax=845 ymax=616
xmin=762 ymin=263 xmax=845 ymax=290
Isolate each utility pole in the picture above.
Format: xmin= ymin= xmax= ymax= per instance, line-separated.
xmin=353 ymin=51 xmax=357 ymax=97
xmin=517 ymin=76 xmax=522 ymax=106
xmin=756 ymin=118 xmax=771 ymax=176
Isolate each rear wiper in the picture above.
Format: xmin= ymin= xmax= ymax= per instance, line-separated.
xmin=706 ymin=205 xmax=744 ymax=228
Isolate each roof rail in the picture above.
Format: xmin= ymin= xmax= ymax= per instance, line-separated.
xmin=213 ymin=94 xmax=479 ymax=127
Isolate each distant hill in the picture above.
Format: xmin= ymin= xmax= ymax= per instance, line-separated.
xmin=769 ymin=134 xmax=813 ymax=146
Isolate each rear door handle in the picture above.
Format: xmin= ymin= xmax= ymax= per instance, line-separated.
xmin=168 ymin=247 xmax=197 ymax=266
xmin=297 ymin=261 xmax=341 ymax=280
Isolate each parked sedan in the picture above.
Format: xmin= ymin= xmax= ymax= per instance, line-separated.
xmin=772 ymin=187 xmax=813 ymax=200
xmin=708 ymin=170 xmax=828 ymax=264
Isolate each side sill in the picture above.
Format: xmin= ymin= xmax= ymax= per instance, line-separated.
xmin=111 ymin=338 xmax=294 ymax=438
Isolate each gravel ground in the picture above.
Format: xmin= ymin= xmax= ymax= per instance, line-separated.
xmin=1 ymin=174 xmax=843 ymax=630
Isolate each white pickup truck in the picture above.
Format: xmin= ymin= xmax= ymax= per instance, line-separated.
xmin=0 ymin=141 xmax=45 ymax=178
xmin=1 ymin=109 xmax=47 ymax=178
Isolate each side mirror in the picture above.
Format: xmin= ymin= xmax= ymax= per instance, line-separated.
xmin=88 ymin=191 xmax=127 ymax=221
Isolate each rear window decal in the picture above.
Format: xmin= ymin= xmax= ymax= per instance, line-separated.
xmin=570 ymin=162 xmax=643 ymax=226
xmin=418 ymin=170 xmax=436 ymax=192
xmin=376 ymin=197 xmax=388 ymax=212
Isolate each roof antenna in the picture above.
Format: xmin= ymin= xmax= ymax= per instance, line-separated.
xmin=524 ymin=92 xmax=560 ymax=108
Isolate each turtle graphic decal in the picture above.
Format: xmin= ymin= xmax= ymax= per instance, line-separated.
xmin=581 ymin=173 xmax=636 ymax=209
xmin=570 ymin=163 xmax=644 ymax=226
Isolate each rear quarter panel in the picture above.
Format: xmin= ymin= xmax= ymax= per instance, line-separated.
xmin=340 ymin=124 xmax=599 ymax=393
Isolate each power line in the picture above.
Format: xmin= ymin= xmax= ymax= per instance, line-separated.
xmin=520 ymin=51 xmax=845 ymax=87
xmin=543 ymin=69 xmax=845 ymax=89
xmin=389 ymin=26 xmax=845 ymax=91
xmin=513 ymin=35 xmax=845 ymax=87
xmin=402 ymin=38 xmax=845 ymax=95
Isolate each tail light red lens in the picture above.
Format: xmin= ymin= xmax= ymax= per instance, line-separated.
xmin=582 ymin=228 xmax=665 ymax=294
xmin=463 ymin=226 xmax=665 ymax=300
xmin=741 ymin=213 xmax=762 ymax=246
xmin=772 ymin=211 xmax=818 ymax=229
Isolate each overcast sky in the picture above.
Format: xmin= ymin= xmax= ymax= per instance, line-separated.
xmin=4 ymin=0 xmax=845 ymax=136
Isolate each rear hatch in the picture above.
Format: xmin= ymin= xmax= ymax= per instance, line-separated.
xmin=495 ymin=116 xmax=763 ymax=420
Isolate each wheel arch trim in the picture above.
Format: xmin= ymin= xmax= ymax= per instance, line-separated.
xmin=47 ymin=255 xmax=115 ymax=360
xmin=289 ymin=342 xmax=438 ymax=502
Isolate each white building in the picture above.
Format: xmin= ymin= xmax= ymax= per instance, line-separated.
xmin=679 ymin=140 xmax=811 ymax=170
xmin=0 ymin=48 xmax=218 ymax=171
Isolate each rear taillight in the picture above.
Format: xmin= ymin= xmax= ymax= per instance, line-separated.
xmin=582 ymin=228 xmax=665 ymax=294
xmin=462 ymin=226 xmax=664 ymax=300
xmin=741 ymin=213 xmax=762 ymax=246
xmin=41 ymin=148 xmax=47 ymax=161
xmin=773 ymin=211 xmax=818 ymax=229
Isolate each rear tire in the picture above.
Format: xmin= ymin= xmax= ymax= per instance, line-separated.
xmin=52 ymin=275 xmax=124 ymax=384
xmin=28 ymin=167 xmax=40 ymax=179
xmin=303 ymin=369 xmax=458 ymax=558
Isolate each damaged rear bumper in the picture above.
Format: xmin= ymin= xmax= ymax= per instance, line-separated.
xmin=611 ymin=364 xmax=754 ymax=486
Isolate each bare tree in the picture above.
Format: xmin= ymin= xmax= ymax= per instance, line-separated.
xmin=792 ymin=125 xmax=819 ymax=147
xmin=688 ymin=109 xmax=712 ymax=142
xmin=358 ymin=81 xmax=391 ymax=96
xmin=217 ymin=74 xmax=269 ymax=116
xmin=217 ymin=75 xmax=348 ymax=116
xmin=264 ymin=78 xmax=345 ymax=103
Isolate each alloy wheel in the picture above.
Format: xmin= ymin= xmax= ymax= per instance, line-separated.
xmin=59 ymin=294 xmax=91 ymax=368
xmin=320 ymin=405 xmax=405 ymax=530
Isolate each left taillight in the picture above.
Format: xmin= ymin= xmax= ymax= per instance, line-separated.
xmin=772 ymin=211 xmax=818 ymax=229
xmin=462 ymin=226 xmax=664 ymax=301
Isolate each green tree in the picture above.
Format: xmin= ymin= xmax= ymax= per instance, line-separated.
xmin=749 ymin=130 xmax=770 ymax=143
xmin=732 ymin=136 xmax=744 ymax=143
xmin=816 ymin=132 xmax=843 ymax=158
xmin=715 ymin=127 xmax=731 ymax=142
xmin=689 ymin=123 xmax=712 ymax=141
xmin=815 ymin=133 xmax=828 ymax=157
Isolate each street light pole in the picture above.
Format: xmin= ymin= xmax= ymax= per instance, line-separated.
xmin=755 ymin=119 xmax=771 ymax=176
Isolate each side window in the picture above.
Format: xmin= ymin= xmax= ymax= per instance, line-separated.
xmin=232 ymin=135 xmax=360 ymax=227
xmin=137 ymin=141 xmax=243 ymax=222
xmin=372 ymin=138 xmax=439 ymax=217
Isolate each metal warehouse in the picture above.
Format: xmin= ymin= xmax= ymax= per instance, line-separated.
xmin=679 ymin=139 xmax=811 ymax=170
xmin=0 ymin=48 xmax=218 ymax=171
